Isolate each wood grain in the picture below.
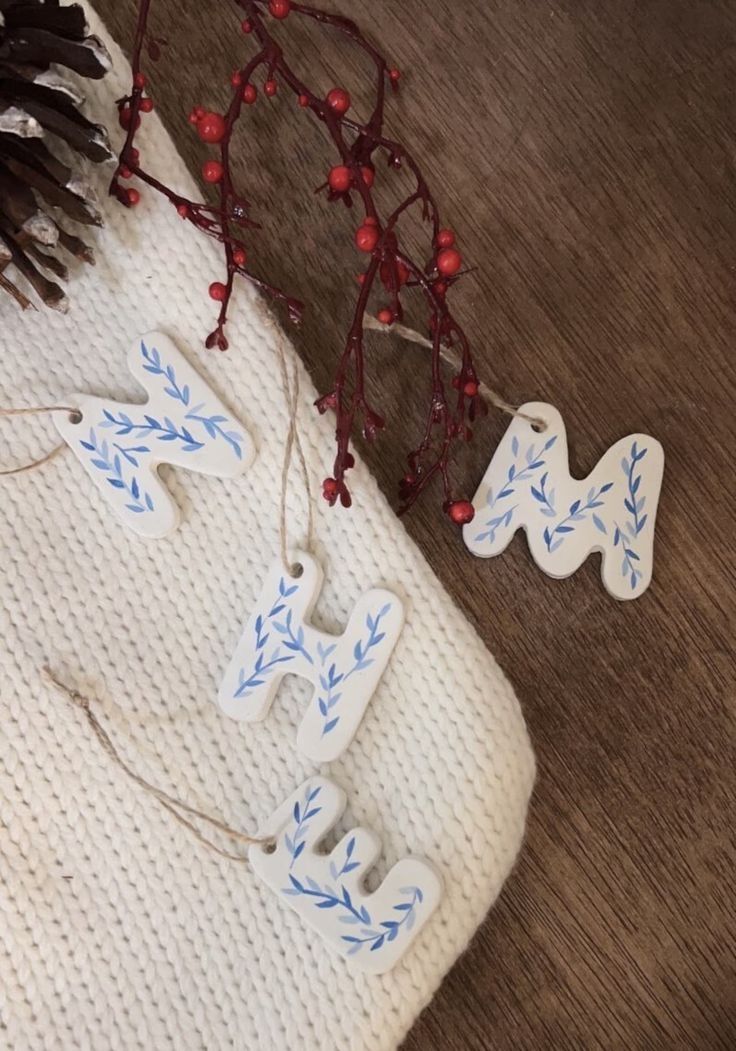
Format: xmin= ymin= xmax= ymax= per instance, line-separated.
xmin=93 ymin=2 xmax=736 ymax=1047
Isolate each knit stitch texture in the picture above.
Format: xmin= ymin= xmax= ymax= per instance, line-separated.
xmin=0 ymin=13 xmax=535 ymax=1050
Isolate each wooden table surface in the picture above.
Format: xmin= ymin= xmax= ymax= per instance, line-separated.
xmin=96 ymin=2 xmax=736 ymax=1047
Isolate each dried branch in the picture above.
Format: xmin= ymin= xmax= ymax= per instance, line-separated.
xmin=113 ymin=0 xmax=485 ymax=523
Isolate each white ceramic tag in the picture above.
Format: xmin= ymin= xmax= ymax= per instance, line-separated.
xmin=219 ymin=553 xmax=404 ymax=762
xmin=250 ymin=777 xmax=442 ymax=974
xmin=463 ymin=402 xmax=664 ymax=600
xmin=55 ymin=331 xmax=254 ymax=538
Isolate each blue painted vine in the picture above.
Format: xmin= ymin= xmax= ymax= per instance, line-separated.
xmin=612 ymin=440 xmax=649 ymax=591
xmin=281 ymin=789 xmax=424 ymax=957
xmin=234 ymin=578 xmax=393 ymax=738
xmin=78 ymin=341 xmax=245 ymax=513
xmin=474 ymin=434 xmax=558 ymax=544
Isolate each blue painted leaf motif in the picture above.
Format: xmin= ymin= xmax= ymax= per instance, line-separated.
xmin=592 ymin=514 xmax=606 ymax=534
xmin=511 ymin=435 xmax=519 ymax=457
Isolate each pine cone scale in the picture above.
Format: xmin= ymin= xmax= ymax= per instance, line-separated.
xmin=0 ymin=0 xmax=109 ymax=311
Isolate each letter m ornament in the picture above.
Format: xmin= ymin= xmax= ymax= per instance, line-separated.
xmin=464 ymin=402 xmax=664 ymax=600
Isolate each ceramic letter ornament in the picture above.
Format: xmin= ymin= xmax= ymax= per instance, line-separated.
xmin=464 ymin=402 xmax=664 ymax=600
xmin=250 ymin=777 xmax=442 ymax=974
xmin=55 ymin=332 xmax=254 ymax=538
xmin=219 ymin=552 xmax=404 ymax=762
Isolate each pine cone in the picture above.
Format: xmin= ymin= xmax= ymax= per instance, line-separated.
xmin=0 ymin=1 xmax=112 ymax=312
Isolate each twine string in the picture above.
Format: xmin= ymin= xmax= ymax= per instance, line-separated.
xmin=363 ymin=315 xmax=548 ymax=431
xmin=42 ymin=668 xmax=273 ymax=861
xmin=263 ymin=315 xmax=316 ymax=577
xmin=0 ymin=404 xmax=79 ymax=476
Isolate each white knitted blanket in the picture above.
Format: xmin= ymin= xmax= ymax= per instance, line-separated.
xmin=0 ymin=15 xmax=535 ymax=1050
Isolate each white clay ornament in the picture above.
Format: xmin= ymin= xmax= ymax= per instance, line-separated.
xmin=463 ymin=402 xmax=664 ymax=600
xmin=251 ymin=777 xmax=442 ymax=974
xmin=219 ymin=552 xmax=404 ymax=762
xmin=55 ymin=331 xmax=254 ymax=538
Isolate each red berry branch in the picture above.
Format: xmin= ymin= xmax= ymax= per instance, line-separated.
xmin=111 ymin=0 xmax=486 ymax=525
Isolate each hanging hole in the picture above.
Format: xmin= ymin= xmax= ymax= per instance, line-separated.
xmin=531 ymin=419 xmax=547 ymax=434
xmin=262 ymin=839 xmax=277 ymax=855
xmin=68 ymin=410 xmax=83 ymax=425
xmin=289 ymin=562 xmax=304 ymax=579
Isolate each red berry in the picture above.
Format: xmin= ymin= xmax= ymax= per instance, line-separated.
xmin=356 ymin=273 xmax=366 ymax=285
xmin=326 ymin=88 xmax=350 ymax=115
xmin=188 ymin=109 xmax=199 ymax=124
xmin=242 ymin=83 xmax=257 ymax=104
xmin=119 ymin=165 xmax=132 ymax=180
xmin=118 ymin=105 xmax=140 ymax=131
xmin=264 ymin=79 xmax=278 ymax=97
xmin=230 ymin=70 xmax=242 ymax=87
xmin=241 ymin=18 xmax=253 ymax=32
xmin=177 ymin=204 xmax=189 ymax=218
xmin=377 ymin=308 xmax=393 ymax=325
xmin=364 ymin=216 xmax=378 ymax=226
xmin=130 ymin=147 xmax=140 ymax=162
xmin=448 ymin=500 xmax=474 ymax=525
xmin=436 ymin=228 xmax=455 ymax=248
xmin=209 ymin=281 xmax=227 ymax=302
xmin=360 ymin=165 xmax=375 ymax=188
xmin=316 ymin=392 xmax=338 ymax=413
xmin=328 ymin=165 xmax=351 ymax=192
xmin=232 ymin=247 xmax=247 ymax=267
xmin=322 ymin=477 xmax=339 ymax=502
xmin=355 ymin=224 xmax=379 ymax=252
xmin=133 ymin=72 xmax=147 ymax=89
xmin=463 ymin=380 xmax=479 ymax=397
xmin=298 ymin=94 xmax=309 ymax=107
xmin=197 ymin=112 xmax=226 ymax=143
xmin=433 ymin=280 xmax=448 ymax=296
xmin=269 ymin=0 xmax=291 ymax=17
xmin=140 ymin=97 xmax=154 ymax=113
xmin=202 ymin=160 xmax=223 ymax=183
xmin=389 ymin=68 xmax=401 ymax=82
xmin=436 ymin=248 xmax=462 ymax=276
xmin=127 ymin=188 xmax=140 ymax=206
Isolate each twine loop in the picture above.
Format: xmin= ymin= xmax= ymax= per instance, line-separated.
xmin=262 ymin=313 xmax=316 ymax=578
xmin=363 ymin=315 xmax=548 ymax=431
xmin=0 ymin=404 xmax=80 ymax=476
xmin=42 ymin=668 xmax=273 ymax=861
